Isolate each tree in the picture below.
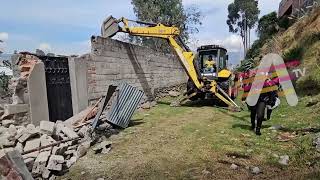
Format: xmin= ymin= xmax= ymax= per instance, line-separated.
xmin=131 ymin=0 xmax=202 ymax=52
xmin=257 ymin=12 xmax=279 ymax=41
xmin=246 ymin=12 xmax=279 ymax=59
xmin=227 ymin=0 xmax=260 ymax=56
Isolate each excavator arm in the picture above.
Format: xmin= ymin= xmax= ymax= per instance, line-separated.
xmin=101 ymin=16 xmax=239 ymax=108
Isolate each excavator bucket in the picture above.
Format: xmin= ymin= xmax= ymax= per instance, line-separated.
xmin=101 ymin=16 xmax=121 ymax=38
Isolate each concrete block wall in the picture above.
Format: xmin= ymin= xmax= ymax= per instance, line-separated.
xmin=85 ymin=36 xmax=187 ymax=102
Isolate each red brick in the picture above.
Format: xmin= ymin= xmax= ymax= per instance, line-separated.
xmin=0 ymin=155 xmax=13 ymax=176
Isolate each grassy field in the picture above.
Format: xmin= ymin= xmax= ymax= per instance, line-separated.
xmin=62 ymin=95 xmax=320 ymax=180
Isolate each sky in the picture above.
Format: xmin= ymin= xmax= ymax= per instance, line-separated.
xmin=0 ymin=0 xmax=281 ymax=63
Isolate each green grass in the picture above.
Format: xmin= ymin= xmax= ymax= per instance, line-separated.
xmin=62 ymin=96 xmax=320 ymax=180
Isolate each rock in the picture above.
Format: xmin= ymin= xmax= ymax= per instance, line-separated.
xmin=0 ymin=135 xmax=15 ymax=147
xmin=96 ymin=123 xmax=112 ymax=131
xmin=24 ymin=158 xmax=35 ymax=171
xmin=168 ymin=91 xmax=180 ymax=97
xmin=39 ymin=121 xmax=55 ymax=135
xmin=279 ymin=155 xmax=289 ymax=165
xmin=17 ymin=125 xmax=39 ymax=143
xmin=141 ymin=102 xmax=151 ymax=109
xmin=24 ymin=138 xmax=40 ymax=152
xmin=49 ymin=175 xmax=56 ymax=180
xmin=93 ymin=141 xmax=112 ymax=154
xmin=66 ymin=156 xmax=77 ymax=168
xmin=269 ymin=125 xmax=284 ymax=131
xmin=252 ymin=167 xmax=261 ymax=174
xmin=96 ymin=178 xmax=104 ymax=180
xmin=78 ymin=125 xmax=92 ymax=138
xmin=61 ymin=126 xmax=79 ymax=139
xmin=40 ymin=134 xmax=56 ymax=152
xmin=150 ymin=101 xmax=157 ymax=107
xmin=42 ymin=168 xmax=51 ymax=179
xmin=77 ymin=141 xmax=91 ymax=158
xmin=230 ymin=163 xmax=238 ymax=170
xmin=47 ymin=155 xmax=64 ymax=171
xmin=14 ymin=142 xmax=23 ymax=153
xmin=32 ymin=151 xmax=51 ymax=175
xmin=1 ymin=120 xmax=15 ymax=127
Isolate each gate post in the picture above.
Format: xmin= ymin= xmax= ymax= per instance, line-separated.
xmin=28 ymin=61 xmax=50 ymax=125
xmin=69 ymin=56 xmax=89 ymax=115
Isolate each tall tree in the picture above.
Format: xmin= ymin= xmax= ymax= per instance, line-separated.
xmin=226 ymin=0 xmax=260 ymax=56
xmin=131 ymin=0 xmax=202 ymax=51
xmin=257 ymin=12 xmax=279 ymax=41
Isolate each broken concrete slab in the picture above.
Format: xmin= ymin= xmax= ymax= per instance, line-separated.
xmin=39 ymin=121 xmax=55 ymax=135
xmin=168 ymin=91 xmax=180 ymax=97
xmin=17 ymin=125 xmax=40 ymax=143
xmin=47 ymin=155 xmax=64 ymax=171
xmin=14 ymin=142 xmax=23 ymax=153
xmin=1 ymin=104 xmax=29 ymax=119
xmin=61 ymin=126 xmax=79 ymax=139
xmin=24 ymin=138 xmax=40 ymax=152
xmin=66 ymin=156 xmax=77 ymax=168
xmin=32 ymin=151 xmax=51 ymax=175
xmin=1 ymin=120 xmax=15 ymax=127
xmin=42 ymin=168 xmax=51 ymax=179
xmin=93 ymin=141 xmax=112 ymax=154
xmin=24 ymin=158 xmax=35 ymax=172
xmin=40 ymin=134 xmax=56 ymax=152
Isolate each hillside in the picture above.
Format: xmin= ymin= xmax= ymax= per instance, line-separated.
xmin=259 ymin=7 xmax=320 ymax=97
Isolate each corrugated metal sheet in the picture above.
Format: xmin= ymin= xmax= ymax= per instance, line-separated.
xmin=106 ymin=83 xmax=144 ymax=128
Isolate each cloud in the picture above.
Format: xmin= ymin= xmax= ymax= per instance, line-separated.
xmin=0 ymin=32 xmax=9 ymax=41
xmin=39 ymin=43 xmax=52 ymax=52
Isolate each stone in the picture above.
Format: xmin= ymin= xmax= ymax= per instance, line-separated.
xmin=150 ymin=101 xmax=157 ymax=107
xmin=168 ymin=91 xmax=180 ymax=97
xmin=24 ymin=158 xmax=35 ymax=171
xmin=279 ymin=155 xmax=289 ymax=165
xmin=52 ymin=143 xmax=68 ymax=155
xmin=66 ymin=156 xmax=77 ymax=168
xmin=78 ymin=125 xmax=92 ymax=138
xmin=77 ymin=141 xmax=91 ymax=158
xmin=93 ymin=141 xmax=112 ymax=154
xmin=40 ymin=134 xmax=56 ymax=152
xmin=24 ymin=138 xmax=40 ymax=152
xmin=0 ymin=135 xmax=15 ymax=148
xmin=49 ymin=175 xmax=56 ymax=180
xmin=141 ymin=102 xmax=151 ymax=109
xmin=39 ymin=121 xmax=55 ymax=135
xmin=252 ymin=167 xmax=261 ymax=174
xmin=230 ymin=163 xmax=238 ymax=170
xmin=47 ymin=155 xmax=64 ymax=171
xmin=1 ymin=104 xmax=29 ymax=119
xmin=61 ymin=126 xmax=79 ymax=139
xmin=97 ymin=123 xmax=112 ymax=131
xmin=17 ymin=125 xmax=39 ymax=143
xmin=96 ymin=178 xmax=104 ymax=180
xmin=42 ymin=168 xmax=51 ymax=179
xmin=32 ymin=151 xmax=51 ymax=175
xmin=1 ymin=120 xmax=15 ymax=127
xmin=14 ymin=142 xmax=23 ymax=153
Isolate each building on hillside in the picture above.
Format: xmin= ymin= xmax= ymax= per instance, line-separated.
xmin=278 ymin=0 xmax=316 ymax=18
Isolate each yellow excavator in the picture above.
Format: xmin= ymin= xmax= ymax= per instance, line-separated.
xmin=101 ymin=16 xmax=240 ymax=109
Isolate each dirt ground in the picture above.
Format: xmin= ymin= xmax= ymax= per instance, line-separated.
xmin=61 ymin=97 xmax=320 ymax=180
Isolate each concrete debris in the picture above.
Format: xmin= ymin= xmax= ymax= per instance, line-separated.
xmin=278 ymin=155 xmax=289 ymax=166
xmin=93 ymin=141 xmax=112 ymax=154
xmin=168 ymin=91 xmax=180 ymax=97
xmin=47 ymin=155 xmax=64 ymax=171
xmin=251 ymin=167 xmax=261 ymax=174
xmin=0 ymin=95 xmax=120 ymax=179
xmin=40 ymin=121 xmax=55 ymax=135
xmin=230 ymin=163 xmax=238 ymax=170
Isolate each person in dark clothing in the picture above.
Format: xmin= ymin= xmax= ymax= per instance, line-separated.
xmin=242 ymin=70 xmax=280 ymax=136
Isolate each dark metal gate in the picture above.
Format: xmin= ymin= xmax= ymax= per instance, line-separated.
xmin=39 ymin=56 xmax=73 ymax=122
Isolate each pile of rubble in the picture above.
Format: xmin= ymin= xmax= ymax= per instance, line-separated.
xmin=0 ymin=112 xmax=117 ymax=180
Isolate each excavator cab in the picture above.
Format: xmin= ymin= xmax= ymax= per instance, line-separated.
xmin=196 ymin=45 xmax=229 ymax=81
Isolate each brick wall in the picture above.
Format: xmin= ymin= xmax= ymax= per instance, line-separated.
xmin=85 ymin=36 xmax=187 ymax=102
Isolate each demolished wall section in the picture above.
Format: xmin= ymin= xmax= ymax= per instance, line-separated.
xmin=86 ymin=36 xmax=187 ymax=102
